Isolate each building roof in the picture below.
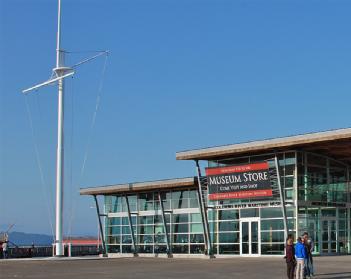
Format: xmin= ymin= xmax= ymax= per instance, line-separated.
xmin=176 ymin=128 xmax=351 ymax=164
xmin=80 ymin=177 xmax=197 ymax=196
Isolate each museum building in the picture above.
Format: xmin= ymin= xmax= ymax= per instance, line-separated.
xmin=80 ymin=128 xmax=351 ymax=257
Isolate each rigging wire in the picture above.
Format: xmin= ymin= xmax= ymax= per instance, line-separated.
xmin=67 ymin=52 xmax=109 ymax=238
xmin=24 ymin=95 xmax=55 ymax=241
xmin=79 ymin=53 xmax=109 ymax=181
xmin=67 ymin=75 xmax=75 ymax=240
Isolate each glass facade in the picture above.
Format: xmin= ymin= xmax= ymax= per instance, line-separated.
xmin=296 ymin=152 xmax=350 ymax=254
xmin=103 ymin=151 xmax=350 ymax=256
xmin=105 ymin=190 xmax=205 ymax=254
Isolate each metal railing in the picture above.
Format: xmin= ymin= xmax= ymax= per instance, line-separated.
xmin=3 ymin=245 xmax=100 ymax=258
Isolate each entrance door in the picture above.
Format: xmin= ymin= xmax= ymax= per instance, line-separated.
xmin=321 ymin=218 xmax=337 ymax=254
xmin=240 ymin=218 xmax=260 ymax=256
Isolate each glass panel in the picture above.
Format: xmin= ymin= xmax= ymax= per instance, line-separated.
xmin=109 ymin=217 xmax=121 ymax=226
xmin=154 ymin=233 xmax=166 ymax=244
xmin=322 ymin=242 xmax=329 ymax=252
xmin=261 ymin=231 xmax=284 ymax=243
xmin=261 ymin=219 xmax=284 ymax=230
xmin=172 ymin=190 xmax=189 ymax=209
xmin=218 ymin=232 xmax=239 ymax=243
xmin=154 ymin=245 xmax=167 ymax=254
xmin=219 ymin=221 xmax=239 ymax=232
xmin=122 ymin=226 xmax=131 ymax=234
xmin=172 ymin=223 xmax=188 ymax=233
xmin=242 ymin=222 xmax=249 ymax=242
xmin=122 ymin=245 xmax=133 ymax=253
xmin=191 ymin=213 xmax=202 ymax=223
xmin=108 ymin=245 xmax=121 ymax=253
xmin=110 ymin=226 xmax=120 ymax=235
xmin=122 ymin=235 xmax=132 ymax=244
xmin=251 ymin=222 xmax=258 ymax=242
xmin=190 ymin=223 xmax=203 ymax=233
xmin=137 ymin=234 xmax=153 ymax=244
xmin=322 ymin=232 xmax=328 ymax=242
xmin=241 ymin=209 xmax=259 ymax=218
xmin=138 ymin=193 xmax=154 ymax=211
xmin=251 ymin=242 xmax=258 ymax=254
xmin=218 ymin=244 xmax=239 ymax=254
xmin=190 ymin=245 xmax=205 ymax=254
xmin=172 ymin=214 xmax=189 ymax=223
xmin=339 ymin=220 xmax=346 ymax=230
xmin=138 ymin=245 xmax=153 ymax=253
xmin=172 ymin=245 xmax=189 ymax=254
xmin=219 ymin=210 xmax=239 ymax=220
xmin=242 ymin=242 xmax=249 ymax=254
xmin=331 ymin=242 xmax=337 ymax=252
xmin=172 ymin=234 xmax=188 ymax=243
xmin=261 ymin=208 xmax=283 ymax=218
xmin=190 ymin=234 xmax=204 ymax=243
xmin=321 ymin=209 xmax=336 ymax=217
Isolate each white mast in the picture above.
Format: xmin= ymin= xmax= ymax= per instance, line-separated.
xmin=54 ymin=0 xmax=65 ymax=256
xmin=22 ymin=0 xmax=108 ymax=257
xmin=23 ymin=0 xmax=71 ymax=257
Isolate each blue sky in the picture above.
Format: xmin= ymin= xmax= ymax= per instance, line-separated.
xmin=1 ymin=0 xmax=351 ymax=237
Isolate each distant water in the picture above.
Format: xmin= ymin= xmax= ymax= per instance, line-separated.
xmin=8 ymin=231 xmax=53 ymax=246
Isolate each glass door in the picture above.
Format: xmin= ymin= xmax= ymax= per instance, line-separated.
xmin=321 ymin=218 xmax=337 ymax=254
xmin=240 ymin=218 xmax=260 ymax=256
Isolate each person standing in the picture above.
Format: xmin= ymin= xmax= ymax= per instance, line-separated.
xmin=2 ymin=241 xmax=8 ymax=259
xmin=285 ymin=237 xmax=296 ymax=279
xmin=295 ymin=237 xmax=306 ymax=279
xmin=303 ymin=232 xmax=314 ymax=277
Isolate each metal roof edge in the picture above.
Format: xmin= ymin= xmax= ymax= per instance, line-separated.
xmin=175 ymin=127 xmax=351 ymax=160
xmin=80 ymin=177 xmax=196 ymax=196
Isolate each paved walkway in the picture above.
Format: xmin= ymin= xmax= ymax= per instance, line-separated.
xmin=1 ymin=256 xmax=351 ymax=279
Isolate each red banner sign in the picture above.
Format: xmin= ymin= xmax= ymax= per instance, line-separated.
xmin=206 ymin=162 xmax=272 ymax=201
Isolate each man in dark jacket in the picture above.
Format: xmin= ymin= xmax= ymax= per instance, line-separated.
xmin=285 ymin=237 xmax=296 ymax=279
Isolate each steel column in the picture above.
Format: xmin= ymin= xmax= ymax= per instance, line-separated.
xmin=275 ymin=155 xmax=289 ymax=241
xmin=294 ymin=151 xmax=299 ymax=240
xmin=158 ymin=192 xmax=171 ymax=256
xmin=195 ymin=160 xmax=212 ymax=255
xmin=93 ymin=195 xmax=107 ymax=255
xmin=125 ymin=195 xmax=137 ymax=255
xmin=347 ymin=166 xmax=350 ymax=254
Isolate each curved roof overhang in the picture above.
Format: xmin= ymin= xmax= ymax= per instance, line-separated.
xmin=176 ymin=128 xmax=351 ymax=165
xmin=80 ymin=177 xmax=197 ymax=196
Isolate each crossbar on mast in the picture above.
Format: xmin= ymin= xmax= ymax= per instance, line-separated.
xmin=22 ymin=71 xmax=74 ymax=94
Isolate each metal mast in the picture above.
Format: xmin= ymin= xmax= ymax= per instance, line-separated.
xmin=23 ymin=0 xmax=108 ymax=257
xmin=23 ymin=0 xmax=72 ymax=257
xmin=54 ymin=0 xmax=65 ymax=256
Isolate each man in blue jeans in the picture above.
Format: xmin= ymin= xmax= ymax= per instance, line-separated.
xmin=295 ymin=237 xmax=307 ymax=279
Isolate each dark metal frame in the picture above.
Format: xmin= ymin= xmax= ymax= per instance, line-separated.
xmin=93 ymin=195 xmax=107 ymax=255
xmin=158 ymin=192 xmax=172 ymax=257
xmin=125 ymin=195 xmax=137 ymax=255
xmin=195 ymin=160 xmax=212 ymax=255
xmin=274 ymin=155 xmax=289 ymax=241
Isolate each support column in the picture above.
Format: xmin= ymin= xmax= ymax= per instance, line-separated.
xmin=93 ymin=195 xmax=107 ymax=255
xmin=125 ymin=195 xmax=137 ymax=255
xmin=158 ymin=192 xmax=171 ymax=257
xmin=195 ymin=160 xmax=212 ymax=256
xmin=294 ymin=151 xmax=299 ymax=240
xmin=347 ymin=166 xmax=351 ymax=254
xmin=275 ymin=155 xmax=289 ymax=241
